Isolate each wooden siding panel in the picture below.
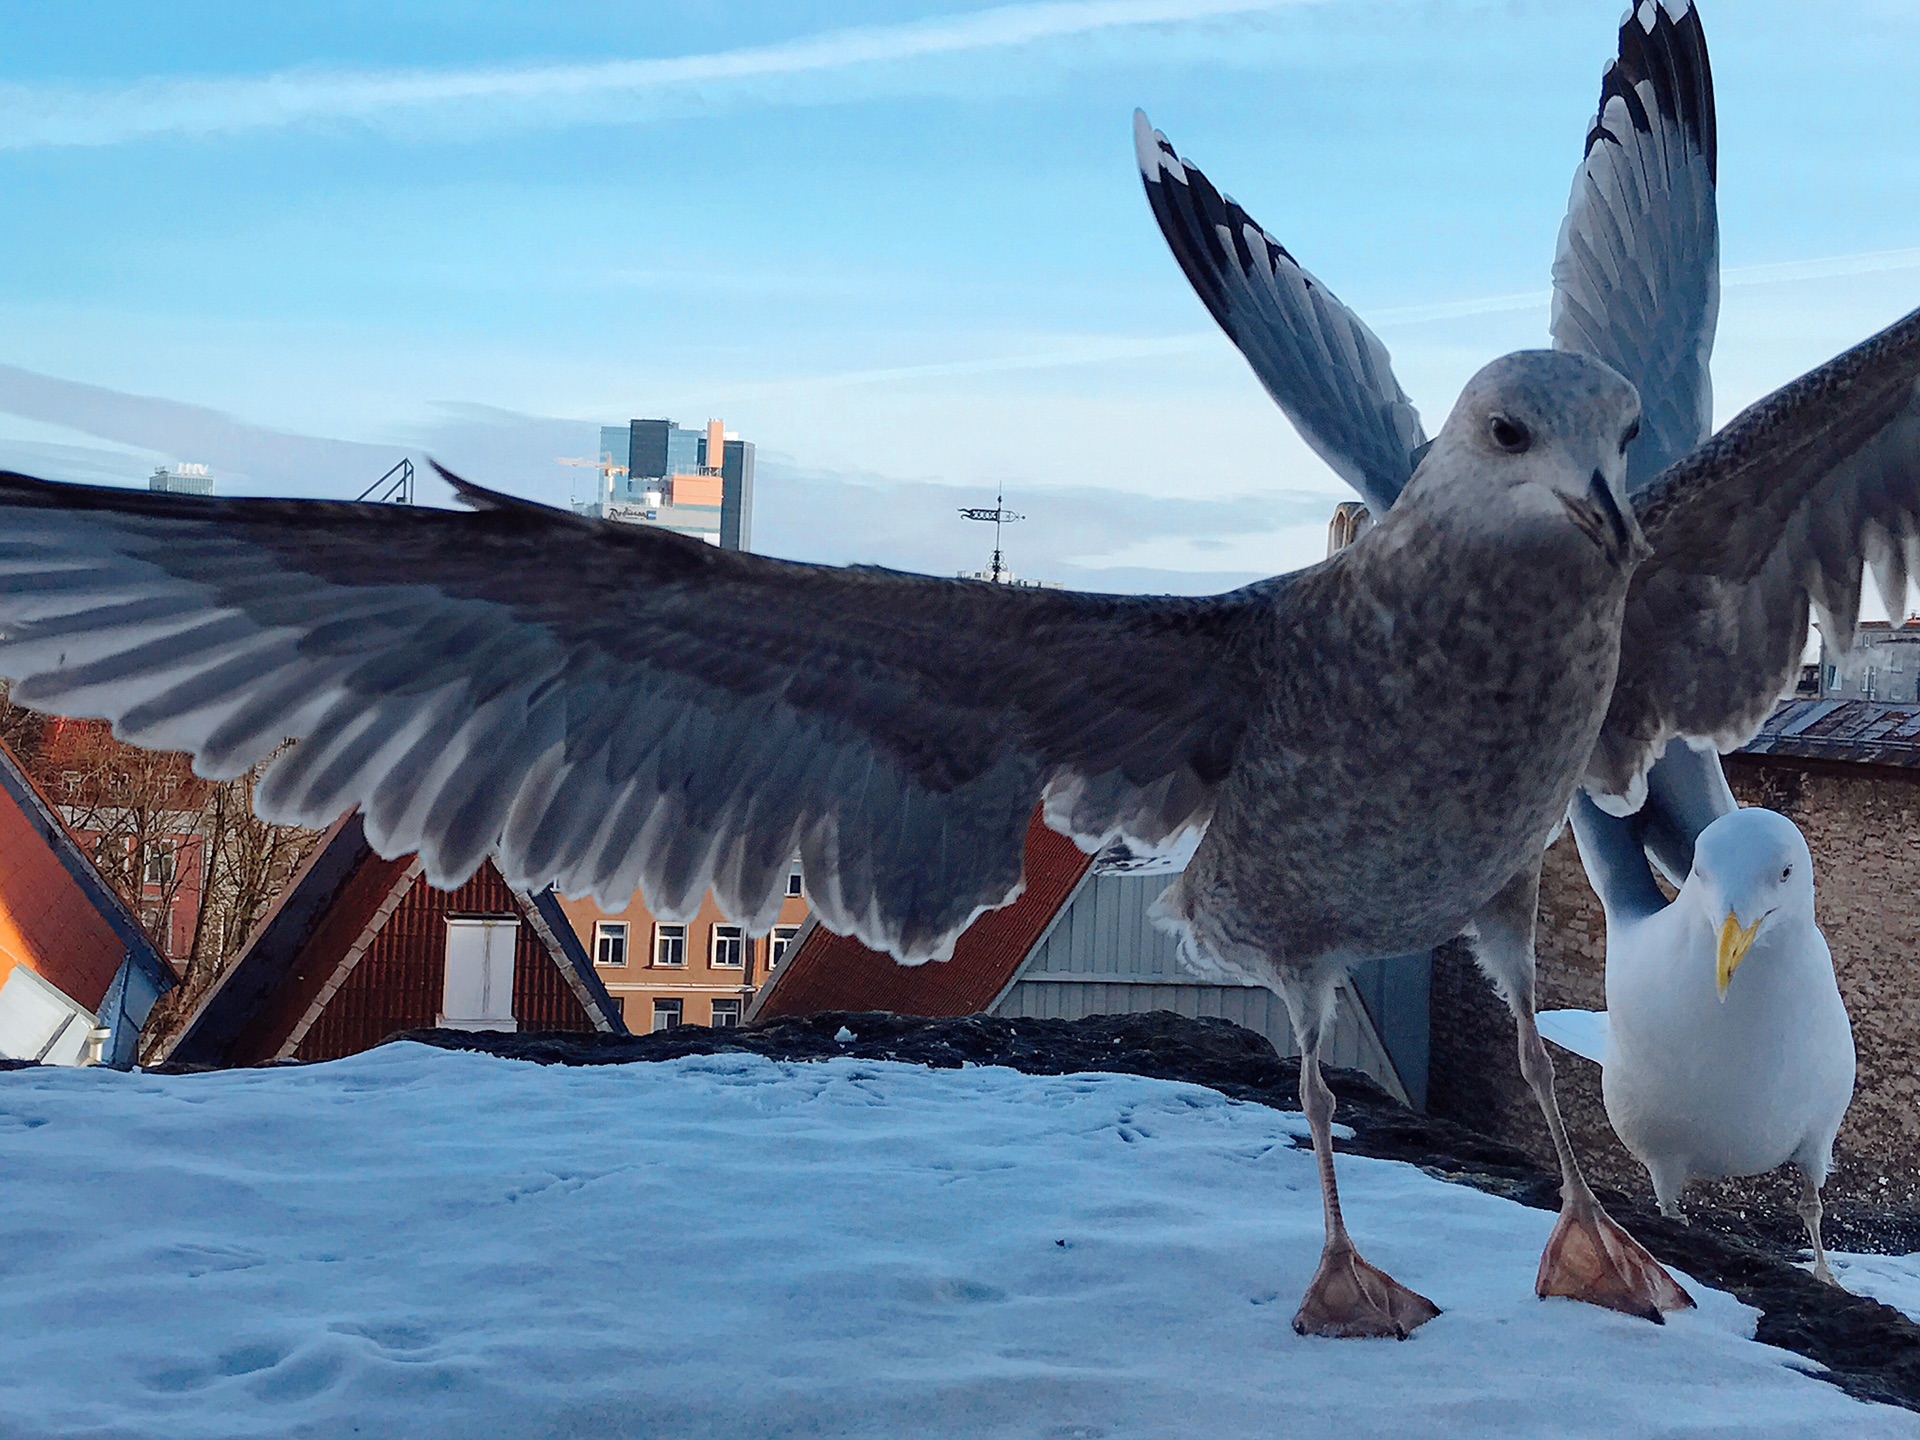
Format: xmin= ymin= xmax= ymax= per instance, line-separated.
xmin=1025 ymin=873 xmax=1187 ymax=980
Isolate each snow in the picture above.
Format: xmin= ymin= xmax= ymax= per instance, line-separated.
xmin=2 ymin=1046 xmax=1915 ymax=1440
xmin=1830 ymin=1252 xmax=1920 ymax=1323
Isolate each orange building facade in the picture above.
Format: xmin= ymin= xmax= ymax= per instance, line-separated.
xmin=556 ymin=865 xmax=810 ymax=1032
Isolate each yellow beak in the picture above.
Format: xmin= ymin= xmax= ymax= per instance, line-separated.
xmin=1716 ymin=913 xmax=1762 ymax=999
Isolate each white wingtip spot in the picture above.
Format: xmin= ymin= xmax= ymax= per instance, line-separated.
xmin=1131 ymin=107 xmax=1184 ymax=183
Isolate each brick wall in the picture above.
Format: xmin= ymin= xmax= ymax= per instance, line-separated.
xmin=1428 ymin=757 xmax=1920 ymax=1215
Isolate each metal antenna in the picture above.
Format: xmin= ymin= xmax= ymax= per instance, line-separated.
xmin=356 ymin=458 xmax=414 ymax=505
xmin=957 ymin=489 xmax=1025 ymax=584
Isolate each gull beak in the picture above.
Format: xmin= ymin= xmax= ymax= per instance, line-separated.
xmin=1715 ymin=912 xmax=1762 ymax=999
xmin=1560 ymin=471 xmax=1646 ymax=564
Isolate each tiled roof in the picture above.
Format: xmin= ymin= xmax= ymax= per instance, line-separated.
xmin=754 ymin=810 xmax=1095 ymax=1021
xmin=154 ymin=812 xmax=623 ymax=1066
xmin=1735 ymin=699 xmax=1920 ymax=769
xmin=0 ymin=736 xmax=172 ymax=1012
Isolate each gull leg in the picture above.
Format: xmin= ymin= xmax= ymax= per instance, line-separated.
xmin=1474 ymin=860 xmax=1694 ymax=1321
xmin=1284 ymin=978 xmax=1440 ymax=1340
xmin=1517 ymin=1010 xmax=1693 ymax=1319
xmin=1797 ymin=1168 xmax=1838 ymax=1288
xmin=1648 ymin=1159 xmax=1689 ymax=1222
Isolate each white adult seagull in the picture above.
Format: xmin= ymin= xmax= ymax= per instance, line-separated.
xmin=1565 ymin=803 xmax=1854 ymax=1283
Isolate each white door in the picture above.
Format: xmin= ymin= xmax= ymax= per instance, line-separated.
xmin=439 ymin=917 xmax=520 ymax=1032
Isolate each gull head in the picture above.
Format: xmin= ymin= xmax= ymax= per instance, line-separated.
xmin=1686 ymin=807 xmax=1816 ymax=999
xmin=1414 ymin=350 xmax=1647 ymax=566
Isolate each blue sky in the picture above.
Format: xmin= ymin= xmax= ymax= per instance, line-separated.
xmin=1 ymin=0 xmax=1917 ymax=590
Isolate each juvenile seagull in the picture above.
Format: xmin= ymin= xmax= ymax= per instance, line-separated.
xmin=1130 ymin=0 xmax=1893 ymax=1325
xmin=1566 ymin=803 xmax=1855 ymax=1284
xmin=1136 ymin=1 xmax=1747 ymax=888
xmin=4 ymin=324 xmax=1920 ymax=1345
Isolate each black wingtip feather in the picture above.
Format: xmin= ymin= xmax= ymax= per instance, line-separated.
xmin=1589 ymin=0 xmax=1716 ymax=186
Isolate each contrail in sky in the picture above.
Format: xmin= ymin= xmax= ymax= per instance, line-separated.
xmin=0 ymin=0 xmax=1314 ymax=151
xmin=1369 ymin=248 xmax=1920 ymax=329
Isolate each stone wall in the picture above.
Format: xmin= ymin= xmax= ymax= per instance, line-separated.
xmin=1428 ymin=757 xmax=1920 ymax=1221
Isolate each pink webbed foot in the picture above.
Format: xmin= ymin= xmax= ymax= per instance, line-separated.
xmin=1292 ymin=1242 xmax=1442 ymax=1340
xmin=1537 ymin=1200 xmax=1694 ymax=1322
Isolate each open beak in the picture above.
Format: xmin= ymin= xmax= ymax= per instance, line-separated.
xmin=1715 ymin=912 xmax=1762 ymax=999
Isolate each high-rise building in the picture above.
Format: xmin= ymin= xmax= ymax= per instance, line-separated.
xmin=579 ymin=417 xmax=754 ymax=551
xmin=149 ymin=463 xmax=213 ymax=496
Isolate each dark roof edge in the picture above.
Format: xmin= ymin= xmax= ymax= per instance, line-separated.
xmin=154 ymin=811 xmax=369 ymax=1065
xmin=745 ymin=915 xmax=820 ymax=1024
xmin=521 ymin=888 xmax=628 ymax=1035
xmin=0 ymin=736 xmax=173 ymax=997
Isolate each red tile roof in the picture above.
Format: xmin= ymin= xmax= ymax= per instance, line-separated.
xmin=754 ymin=809 xmax=1094 ymax=1020
xmin=155 ymin=812 xmax=624 ymax=1067
xmin=0 ymin=737 xmax=171 ymax=1012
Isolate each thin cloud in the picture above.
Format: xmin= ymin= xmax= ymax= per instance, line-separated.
xmin=1367 ymin=247 xmax=1920 ymax=331
xmin=0 ymin=363 xmax=402 ymax=496
xmin=705 ymin=243 xmax=1920 ymax=396
xmin=0 ymin=0 xmax=1311 ymax=151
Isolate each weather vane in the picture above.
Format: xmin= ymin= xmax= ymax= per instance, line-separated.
xmin=957 ymin=490 xmax=1025 ymax=584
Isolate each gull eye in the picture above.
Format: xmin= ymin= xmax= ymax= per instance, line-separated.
xmin=1620 ymin=418 xmax=1641 ymax=453
xmin=1488 ymin=415 xmax=1531 ymax=454
xmin=1781 ymin=864 xmax=1793 ymax=882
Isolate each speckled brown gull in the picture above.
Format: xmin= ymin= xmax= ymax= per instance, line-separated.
xmin=0 ymin=299 xmax=1918 ymax=1336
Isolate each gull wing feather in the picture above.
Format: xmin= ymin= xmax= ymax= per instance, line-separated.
xmin=1551 ymin=0 xmax=1718 ymax=489
xmin=1554 ymin=0 xmax=1735 ymax=894
xmin=1133 ymin=111 xmax=1425 ymax=516
xmin=1592 ymin=303 xmax=1920 ymax=807
xmin=0 ymin=467 xmax=1283 ymax=963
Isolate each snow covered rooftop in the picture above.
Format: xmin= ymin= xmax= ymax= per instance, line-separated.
xmin=3 ymin=1045 xmax=1916 ymax=1438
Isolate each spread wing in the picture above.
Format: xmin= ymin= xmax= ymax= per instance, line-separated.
xmin=1553 ymin=0 xmax=1730 ymax=890
xmin=1134 ymin=111 xmax=1425 ymax=516
xmin=1551 ymin=0 xmax=1718 ymax=489
xmin=0 ymin=469 xmax=1282 ymax=963
xmin=1590 ymin=302 xmax=1920 ymax=808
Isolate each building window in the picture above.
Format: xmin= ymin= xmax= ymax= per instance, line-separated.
xmin=652 ymin=998 xmax=683 ymax=1032
xmin=593 ymin=921 xmax=629 ymax=967
xmin=711 ymin=925 xmax=745 ymax=968
xmin=609 ymin=996 xmax=626 ymax=1023
xmin=60 ymin=771 xmax=81 ymax=797
xmin=143 ymin=841 xmax=176 ymax=887
xmin=653 ymin=924 xmax=686 ymax=967
xmin=771 ymin=925 xmax=800 ymax=965
xmin=440 ymin=916 xmax=520 ymax=1033
xmin=785 ymin=860 xmax=804 ymax=897
xmin=711 ymin=999 xmax=742 ymax=1028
